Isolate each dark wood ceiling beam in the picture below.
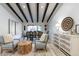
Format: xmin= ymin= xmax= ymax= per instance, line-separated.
xmin=26 ymin=3 xmax=33 ymax=23
xmin=16 ymin=3 xmax=28 ymax=22
xmin=42 ymin=3 xmax=49 ymax=22
xmin=37 ymin=3 xmax=39 ymax=22
xmin=47 ymin=3 xmax=59 ymax=22
xmin=6 ymin=3 xmax=23 ymax=22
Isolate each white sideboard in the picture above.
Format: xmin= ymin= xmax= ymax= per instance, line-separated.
xmin=53 ymin=34 xmax=79 ymax=56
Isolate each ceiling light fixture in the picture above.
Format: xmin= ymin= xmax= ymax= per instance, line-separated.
xmin=22 ymin=5 xmax=26 ymax=8
xmin=41 ymin=6 xmax=44 ymax=8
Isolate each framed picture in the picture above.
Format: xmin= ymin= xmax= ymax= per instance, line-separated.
xmin=75 ymin=24 xmax=79 ymax=34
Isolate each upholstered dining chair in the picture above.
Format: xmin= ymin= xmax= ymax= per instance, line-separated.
xmin=35 ymin=33 xmax=48 ymax=50
xmin=0 ymin=34 xmax=20 ymax=53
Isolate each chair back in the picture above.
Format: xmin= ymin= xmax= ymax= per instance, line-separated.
xmin=40 ymin=33 xmax=48 ymax=43
xmin=40 ymin=33 xmax=46 ymax=41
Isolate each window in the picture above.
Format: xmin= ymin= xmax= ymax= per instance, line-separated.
xmin=37 ymin=26 xmax=42 ymax=31
xmin=9 ymin=20 xmax=16 ymax=35
xmin=9 ymin=19 xmax=22 ymax=35
xmin=27 ymin=26 xmax=42 ymax=31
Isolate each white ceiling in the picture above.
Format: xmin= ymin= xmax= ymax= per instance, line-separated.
xmin=20 ymin=3 xmax=32 ymax=23
xmin=29 ymin=3 xmax=37 ymax=23
xmin=1 ymin=3 xmax=57 ymax=24
xmin=39 ymin=3 xmax=46 ymax=23
xmin=44 ymin=3 xmax=56 ymax=22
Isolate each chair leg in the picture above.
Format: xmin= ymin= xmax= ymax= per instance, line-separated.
xmin=34 ymin=48 xmax=37 ymax=52
xmin=0 ymin=45 xmax=3 ymax=54
xmin=34 ymin=46 xmax=36 ymax=51
xmin=34 ymin=43 xmax=37 ymax=52
xmin=45 ymin=46 xmax=47 ymax=52
xmin=12 ymin=48 xmax=15 ymax=54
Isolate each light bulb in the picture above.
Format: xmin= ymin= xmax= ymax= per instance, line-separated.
xmin=22 ymin=5 xmax=26 ymax=8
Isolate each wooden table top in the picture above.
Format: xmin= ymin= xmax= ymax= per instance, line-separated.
xmin=18 ymin=41 xmax=32 ymax=46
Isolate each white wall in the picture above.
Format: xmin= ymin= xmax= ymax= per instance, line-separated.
xmin=16 ymin=22 xmax=22 ymax=34
xmin=0 ymin=5 xmax=22 ymax=36
xmin=48 ymin=3 xmax=79 ymax=40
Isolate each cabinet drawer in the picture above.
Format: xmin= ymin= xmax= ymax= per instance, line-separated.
xmin=60 ymin=35 xmax=70 ymax=41
xmin=54 ymin=40 xmax=59 ymax=44
xmin=60 ymin=40 xmax=70 ymax=46
xmin=60 ymin=43 xmax=70 ymax=52
xmin=53 ymin=37 xmax=59 ymax=40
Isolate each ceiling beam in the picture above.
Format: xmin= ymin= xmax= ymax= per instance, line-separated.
xmin=16 ymin=3 xmax=28 ymax=22
xmin=47 ymin=3 xmax=59 ymax=22
xmin=26 ymin=3 xmax=33 ymax=23
xmin=6 ymin=3 xmax=23 ymax=22
xmin=37 ymin=3 xmax=39 ymax=22
xmin=42 ymin=3 xmax=49 ymax=22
